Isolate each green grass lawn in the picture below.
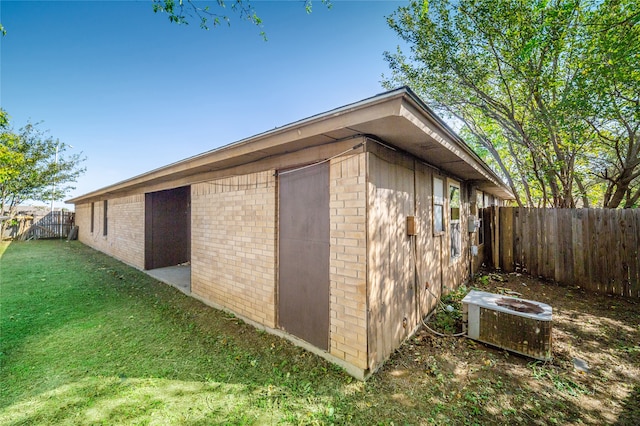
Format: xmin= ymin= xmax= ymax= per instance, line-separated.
xmin=1 ymin=240 xmax=638 ymax=425
xmin=0 ymin=241 xmax=352 ymax=425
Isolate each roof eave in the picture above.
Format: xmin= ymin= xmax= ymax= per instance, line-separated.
xmin=67 ymin=87 xmax=514 ymax=203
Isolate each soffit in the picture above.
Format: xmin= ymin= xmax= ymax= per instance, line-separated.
xmin=67 ymin=89 xmax=513 ymax=203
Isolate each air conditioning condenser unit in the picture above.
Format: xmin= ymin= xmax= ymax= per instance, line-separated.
xmin=462 ymin=290 xmax=552 ymax=361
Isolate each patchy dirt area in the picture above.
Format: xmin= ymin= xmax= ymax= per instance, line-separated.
xmin=373 ymin=270 xmax=640 ymax=425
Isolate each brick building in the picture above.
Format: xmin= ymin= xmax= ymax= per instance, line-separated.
xmin=68 ymin=87 xmax=513 ymax=378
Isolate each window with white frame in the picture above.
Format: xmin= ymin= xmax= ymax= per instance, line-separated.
xmin=484 ymin=193 xmax=491 ymax=207
xmin=476 ymin=190 xmax=484 ymax=245
xmin=433 ymin=176 xmax=445 ymax=234
xmin=449 ymin=182 xmax=461 ymax=258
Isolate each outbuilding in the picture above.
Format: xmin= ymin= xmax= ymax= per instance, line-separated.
xmin=68 ymin=87 xmax=513 ymax=378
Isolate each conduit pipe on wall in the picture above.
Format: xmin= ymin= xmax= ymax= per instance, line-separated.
xmin=411 ymin=233 xmax=466 ymax=338
xmin=277 ymin=141 xmax=364 ymax=177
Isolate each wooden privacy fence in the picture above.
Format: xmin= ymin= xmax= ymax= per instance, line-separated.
xmin=2 ymin=211 xmax=75 ymax=240
xmin=486 ymin=207 xmax=640 ymax=298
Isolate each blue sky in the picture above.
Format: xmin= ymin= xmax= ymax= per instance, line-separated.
xmin=1 ymin=0 xmax=407 ymax=208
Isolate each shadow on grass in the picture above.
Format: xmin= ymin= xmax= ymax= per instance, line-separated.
xmin=0 ymin=376 xmax=280 ymax=425
xmin=615 ymin=383 xmax=640 ymax=426
xmin=1 ymin=241 xmax=639 ymax=425
xmin=373 ymin=334 xmax=618 ymax=425
xmin=0 ymin=241 xmax=346 ymax=424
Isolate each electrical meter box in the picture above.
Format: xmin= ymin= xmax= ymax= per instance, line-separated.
xmin=467 ymin=215 xmax=478 ymax=232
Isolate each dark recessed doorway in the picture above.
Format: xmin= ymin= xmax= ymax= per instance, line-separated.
xmin=145 ymin=186 xmax=191 ymax=273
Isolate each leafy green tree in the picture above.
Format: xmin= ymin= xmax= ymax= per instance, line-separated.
xmin=574 ymin=0 xmax=640 ymax=208
xmin=152 ymin=0 xmax=263 ymax=31
xmin=383 ymin=0 xmax=639 ymax=208
xmin=152 ymin=0 xmax=331 ymax=38
xmin=0 ymin=113 xmax=86 ymax=233
xmin=0 ymin=111 xmax=22 ymax=185
xmin=0 ymin=1 xmax=330 ymax=39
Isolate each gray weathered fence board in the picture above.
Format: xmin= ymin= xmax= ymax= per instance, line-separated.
xmin=489 ymin=207 xmax=640 ymax=298
xmin=3 ymin=211 xmax=76 ymax=240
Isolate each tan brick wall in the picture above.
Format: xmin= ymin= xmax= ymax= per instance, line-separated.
xmin=75 ymin=194 xmax=145 ymax=269
xmin=75 ymin=202 xmax=92 ymax=243
xmin=329 ymin=153 xmax=368 ymax=370
xmin=191 ymin=171 xmax=277 ymax=328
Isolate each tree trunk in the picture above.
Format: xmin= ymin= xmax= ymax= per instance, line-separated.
xmin=575 ymin=176 xmax=590 ymax=208
xmin=603 ymin=167 xmax=637 ymax=208
xmin=624 ymin=186 xmax=640 ymax=208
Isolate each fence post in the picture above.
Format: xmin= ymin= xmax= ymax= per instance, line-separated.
xmin=501 ymin=207 xmax=514 ymax=272
xmin=491 ymin=206 xmax=500 ymax=269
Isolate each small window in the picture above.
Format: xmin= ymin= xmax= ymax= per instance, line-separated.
xmin=90 ymin=202 xmax=95 ymax=233
xmin=477 ymin=191 xmax=484 ymax=245
xmin=433 ymin=177 xmax=445 ymax=234
xmin=103 ymin=200 xmax=108 ymax=236
xmin=449 ymin=183 xmax=461 ymax=258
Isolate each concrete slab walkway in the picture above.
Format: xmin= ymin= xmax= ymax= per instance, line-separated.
xmin=146 ymin=265 xmax=191 ymax=294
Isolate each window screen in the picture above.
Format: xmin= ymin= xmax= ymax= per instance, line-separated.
xmin=477 ymin=191 xmax=484 ymax=245
xmin=450 ymin=184 xmax=461 ymax=258
xmin=433 ymin=177 xmax=445 ymax=234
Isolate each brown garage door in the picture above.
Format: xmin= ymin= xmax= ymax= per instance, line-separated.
xmin=278 ymin=163 xmax=330 ymax=350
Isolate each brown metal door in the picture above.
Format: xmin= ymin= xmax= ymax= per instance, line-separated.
xmin=145 ymin=186 xmax=191 ymax=270
xmin=278 ymin=163 xmax=330 ymax=350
